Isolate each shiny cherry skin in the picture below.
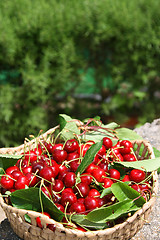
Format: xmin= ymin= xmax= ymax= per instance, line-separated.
xmin=74 ymin=182 xmax=90 ymax=198
xmin=84 ymin=196 xmax=99 ymax=210
xmin=52 ymin=149 xmax=67 ymax=164
xmin=5 ymin=166 xmax=19 ymax=175
xmin=39 ymin=166 xmax=54 ymax=182
xmin=64 ymin=172 xmax=76 ymax=188
xmin=129 ymin=169 xmax=146 ymax=183
xmin=123 ymin=154 xmax=136 ymax=162
xmin=69 ymin=202 xmax=86 ymax=213
xmin=64 ymin=139 xmax=79 ymax=153
xmin=108 ymin=169 xmax=120 ymax=182
xmin=92 ymin=167 xmax=106 ymax=183
xmin=0 ymin=174 xmax=14 ymax=189
xmin=60 ymin=191 xmax=77 ymax=207
xmin=14 ymin=175 xmax=29 ymax=190
xmin=119 ymin=140 xmax=133 ymax=155
xmin=103 ymin=137 xmax=113 ymax=149
xmin=102 ymin=178 xmax=114 ymax=188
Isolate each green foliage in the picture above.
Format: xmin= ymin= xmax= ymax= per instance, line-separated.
xmin=0 ymin=0 xmax=160 ymax=146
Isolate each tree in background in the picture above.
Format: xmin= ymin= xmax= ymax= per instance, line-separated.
xmin=0 ymin=0 xmax=160 ymax=147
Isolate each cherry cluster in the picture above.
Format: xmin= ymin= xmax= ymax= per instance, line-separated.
xmin=0 ymin=137 xmax=151 ymax=230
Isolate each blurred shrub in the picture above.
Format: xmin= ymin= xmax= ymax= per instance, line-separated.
xmin=0 ymin=0 xmax=160 ymax=146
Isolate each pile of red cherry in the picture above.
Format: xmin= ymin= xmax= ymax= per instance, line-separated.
xmin=0 ymin=137 xmax=151 ymax=231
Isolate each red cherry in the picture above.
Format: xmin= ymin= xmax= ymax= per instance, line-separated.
xmin=64 ymin=172 xmax=76 ymax=188
xmin=62 ymin=187 xmax=74 ymax=195
xmin=120 ymin=140 xmax=133 ymax=155
xmin=93 ymin=154 xmax=99 ymax=164
xmin=74 ymin=182 xmax=90 ymax=198
xmin=123 ymin=154 xmax=136 ymax=162
xmin=16 ymin=159 xmax=29 ymax=169
xmin=97 ymin=197 xmax=106 ymax=207
xmin=67 ymin=152 xmax=79 ymax=162
xmin=52 ymin=193 xmax=61 ymax=203
xmin=58 ymin=164 xmax=68 ymax=175
xmin=60 ymin=192 xmax=77 ymax=206
xmin=84 ymin=196 xmax=99 ymax=210
xmin=97 ymin=145 xmax=106 ymax=157
xmin=52 ymin=179 xmax=64 ymax=192
xmin=92 ymin=167 xmax=106 ymax=183
xmin=78 ymin=143 xmax=92 ymax=157
xmin=64 ymin=139 xmax=79 ymax=153
xmin=113 ymin=141 xmax=121 ymax=149
xmin=45 ymin=143 xmax=54 ymax=154
xmin=36 ymin=212 xmax=51 ymax=228
xmin=47 ymin=224 xmax=56 ymax=232
xmin=52 ymin=149 xmax=67 ymax=164
xmin=80 ymin=173 xmax=93 ymax=185
xmin=41 ymin=186 xmax=52 ymax=199
xmin=76 ymin=226 xmax=87 ymax=232
xmin=109 ymin=146 xmax=120 ymax=160
xmin=22 ymin=166 xmax=32 ymax=174
xmin=69 ymin=160 xmax=80 ymax=172
xmin=24 ymin=148 xmax=42 ymax=163
xmin=55 ymin=203 xmax=65 ymax=212
xmin=98 ymin=162 xmax=108 ymax=172
xmin=39 ymin=166 xmax=54 ymax=182
xmin=122 ymin=175 xmax=130 ymax=182
xmin=85 ymin=163 xmax=97 ymax=174
xmin=88 ymin=189 xmax=100 ymax=198
xmin=5 ymin=166 xmax=19 ymax=175
xmin=113 ymin=153 xmax=124 ymax=162
xmin=51 ymin=143 xmax=63 ymax=152
xmin=15 ymin=175 xmax=29 ymax=190
xmin=103 ymin=137 xmax=113 ymax=149
xmin=11 ymin=170 xmax=23 ymax=180
xmin=50 ymin=160 xmax=59 ymax=178
xmin=0 ymin=174 xmax=14 ymax=189
xmin=77 ymin=198 xmax=85 ymax=204
xmin=58 ymin=171 xmax=68 ymax=182
xmin=25 ymin=172 xmax=38 ymax=187
xmin=102 ymin=178 xmax=114 ymax=188
xmin=140 ymin=182 xmax=150 ymax=191
xmin=131 ymin=184 xmax=141 ymax=192
xmin=32 ymin=161 xmax=45 ymax=174
xmin=129 ymin=169 xmax=146 ymax=183
xmin=108 ymin=169 xmax=120 ymax=182
xmin=69 ymin=202 xmax=86 ymax=213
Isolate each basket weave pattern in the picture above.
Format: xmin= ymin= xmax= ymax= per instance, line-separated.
xmin=0 ymin=128 xmax=158 ymax=240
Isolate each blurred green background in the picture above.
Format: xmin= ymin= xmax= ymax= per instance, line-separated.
xmin=1 ymin=0 xmax=160 ymax=147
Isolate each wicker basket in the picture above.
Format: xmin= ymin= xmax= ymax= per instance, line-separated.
xmin=0 ymin=127 xmax=158 ymax=240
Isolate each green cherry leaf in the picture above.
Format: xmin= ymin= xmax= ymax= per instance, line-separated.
xmin=85 ymin=199 xmax=135 ymax=223
xmin=111 ymin=182 xmax=146 ymax=207
xmin=116 ymin=128 xmax=143 ymax=141
xmin=11 ymin=188 xmax=64 ymax=222
xmin=115 ymin=158 xmax=160 ymax=172
xmin=0 ymin=154 xmax=22 ymax=173
xmin=76 ymin=141 xmax=102 ymax=174
xmin=59 ymin=114 xmax=80 ymax=140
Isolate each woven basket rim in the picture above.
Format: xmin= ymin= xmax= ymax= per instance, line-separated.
xmin=0 ymin=128 xmax=159 ymax=238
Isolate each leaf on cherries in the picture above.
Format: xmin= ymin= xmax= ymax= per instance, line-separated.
xmin=71 ymin=214 xmax=108 ymax=230
xmin=59 ymin=114 xmax=80 ymax=140
xmin=115 ymin=157 xmax=160 ymax=172
xmin=0 ymin=154 xmax=22 ymax=173
xmin=111 ymin=182 xmax=146 ymax=207
xmin=85 ymin=199 xmax=137 ymax=223
xmin=76 ymin=141 xmax=102 ymax=174
xmin=116 ymin=128 xmax=143 ymax=141
xmin=10 ymin=188 xmax=64 ymax=222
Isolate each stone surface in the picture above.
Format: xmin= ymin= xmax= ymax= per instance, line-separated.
xmin=0 ymin=119 xmax=160 ymax=239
